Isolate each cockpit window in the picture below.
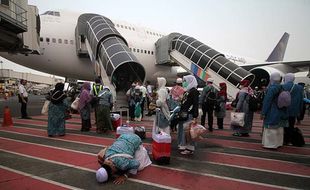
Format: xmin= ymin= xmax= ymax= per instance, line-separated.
xmin=42 ymin=11 xmax=60 ymax=17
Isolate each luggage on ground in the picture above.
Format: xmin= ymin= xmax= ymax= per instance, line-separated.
xmin=116 ymin=124 xmax=134 ymax=138
xmin=152 ymin=110 xmax=171 ymax=165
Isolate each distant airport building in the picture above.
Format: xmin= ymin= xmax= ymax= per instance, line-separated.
xmin=0 ymin=68 xmax=64 ymax=96
xmin=0 ymin=0 xmax=40 ymax=54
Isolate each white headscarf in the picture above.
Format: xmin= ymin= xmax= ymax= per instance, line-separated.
xmin=283 ymin=73 xmax=295 ymax=83
xmin=156 ymin=77 xmax=170 ymax=120
xmin=269 ymin=72 xmax=281 ymax=85
xmin=183 ymin=75 xmax=198 ymax=91
xmin=156 ymin=77 xmax=168 ymax=103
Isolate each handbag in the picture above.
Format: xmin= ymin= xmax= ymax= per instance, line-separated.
xmin=178 ymin=111 xmax=188 ymax=121
xmin=230 ymin=112 xmax=245 ymax=127
xmin=41 ymin=100 xmax=50 ymax=115
xmin=71 ymin=97 xmax=80 ymax=110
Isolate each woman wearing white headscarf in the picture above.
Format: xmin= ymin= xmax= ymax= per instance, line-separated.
xmin=178 ymin=75 xmax=199 ymax=155
xmin=282 ymin=73 xmax=303 ymax=145
xmin=261 ymin=72 xmax=288 ymax=149
xmin=156 ymin=77 xmax=170 ymax=134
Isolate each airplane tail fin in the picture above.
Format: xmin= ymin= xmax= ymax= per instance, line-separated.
xmin=265 ymin=32 xmax=289 ymax=62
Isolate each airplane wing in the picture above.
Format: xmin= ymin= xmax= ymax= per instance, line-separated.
xmin=240 ymin=60 xmax=310 ymax=71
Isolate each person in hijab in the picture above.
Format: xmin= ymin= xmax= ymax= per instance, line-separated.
xmin=214 ymin=82 xmax=227 ymax=129
xmin=156 ymin=77 xmax=170 ymax=134
xmin=126 ymin=83 xmax=137 ymax=121
xmin=282 ymin=73 xmax=303 ymax=145
xmin=261 ymin=72 xmax=288 ymax=149
xmin=169 ymin=78 xmax=185 ymax=132
xmin=232 ymin=79 xmax=254 ymax=137
xmin=47 ymin=83 xmax=69 ymax=137
xmin=96 ymin=86 xmax=113 ymax=133
xmin=78 ymin=82 xmax=93 ymax=132
xmin=199 ymin=78 xmax=217 ymax=132
xmin=178 ymin=75 xmax=199 ymax=155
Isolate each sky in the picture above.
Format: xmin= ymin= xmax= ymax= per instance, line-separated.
xmin=2 ymin=0 xmax=310 ymax=76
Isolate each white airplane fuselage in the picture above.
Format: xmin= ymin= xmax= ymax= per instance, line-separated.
xmin=1 ymin=10 xmax=308 ymax=89
xmin=0 ymin=11 xmax=180 ymax=85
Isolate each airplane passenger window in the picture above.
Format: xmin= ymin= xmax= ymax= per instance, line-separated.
xmin=125 ymin=26 xmax=128 ymax=29
xmin=40 ymin=37 xmax=43 ymax=42
xmin=148 ymin=51 xmax=150 ymax=54
xmin=146 ymin=31 xmax=149 ymax=34
xmin=46 ymin=38 xmax=50 ymax=43
xmin=54 ymin=12 xmax=60 ymax=17
xmin=58 ymin=39 xmax=62 ymax=43
xmin=70 ymin=40 xmax=74 ymax=45
xmin=137 ymin=49 xmax=139 ymax=53
xmin=141 ymin=49 xmax=143 ymax=53
xmin=52 ymin=38 xmax=56 ymax=43
xmin=121 ymin=25 xmax=123 ymax=28
xmin=133 ymin=48 xmax=136 ymax=52
xmin=132 ymin=28 xmax=135 ymax=31
xmin=116 ymin=24 xmax=119 ymax=27
xmin=144 ymin=50 xmax=147 ymax=54
xmin=151 ymin=51 xmax=154 ymax=55
xmin=128 ymin=27 xmax=131 ymax=30
xmin=64 ymin=40 xmax=68 ymax=44
xmin=129 ymin=48 xmax=132 ymax=51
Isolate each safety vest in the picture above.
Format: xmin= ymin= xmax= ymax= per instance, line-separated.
xmin=93 ymin=84 xmax=103 ymax=96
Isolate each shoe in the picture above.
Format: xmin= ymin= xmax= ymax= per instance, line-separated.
xmin=178 ymin=146 xmax=186 ymax=151
xmin=180 ymin=150 xmax=194 ymax=155
xmin=232 ymin=133 xmax=241 ymax=137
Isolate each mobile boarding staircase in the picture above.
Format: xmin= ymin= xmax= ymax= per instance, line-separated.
xmin=155 ymin=33 xmax=255 ymax=99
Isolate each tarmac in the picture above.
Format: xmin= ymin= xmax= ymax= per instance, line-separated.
xmin=0 ymin=96 xmax=310 ymax=190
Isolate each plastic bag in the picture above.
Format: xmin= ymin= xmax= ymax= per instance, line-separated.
xmin=71 ymin=97 xmax=80 ymax=110
xmin=230 ymin=112 xmax=245 ymax=127
xmin=190 ymin=124 xmax=207 ymax=140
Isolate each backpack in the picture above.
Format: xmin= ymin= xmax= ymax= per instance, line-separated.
xmin=248 ymin=94 xmax=259 ymax=112
xmin=205 ymin=87 xmax=217 ymax=105
xmin=277 ymin=84 xmax=294 ymax=109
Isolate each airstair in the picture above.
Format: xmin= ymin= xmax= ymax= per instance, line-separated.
xmin=75 ymin=14 xmax=146 ymax=109
xmin=156 ymin=34 xmax=255 ymax=98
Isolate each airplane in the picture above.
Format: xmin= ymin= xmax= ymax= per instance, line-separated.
xmin=0 ymin=10 xmax=309 ymax=100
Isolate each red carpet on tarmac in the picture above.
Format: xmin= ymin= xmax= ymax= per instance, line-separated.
xmin=0 ymin=111 xmax=310 ymax=190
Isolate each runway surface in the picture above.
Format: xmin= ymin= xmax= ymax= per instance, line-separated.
xmin=0 ymin=108 xmax=309 ymax=189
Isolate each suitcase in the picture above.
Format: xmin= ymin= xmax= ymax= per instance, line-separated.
xmin=111 ymin=113 xmax=122 ymax=130
xmin=135 ymin=126 xmax=146 ymax=139
xmin=116 ymin=124 xmax=134 ymax=138
xmin=152 ymin=109 xmax=171 ymax=165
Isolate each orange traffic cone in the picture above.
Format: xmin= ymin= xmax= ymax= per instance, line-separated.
xmin=2 ymin=106 xmax=13 ymax=127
